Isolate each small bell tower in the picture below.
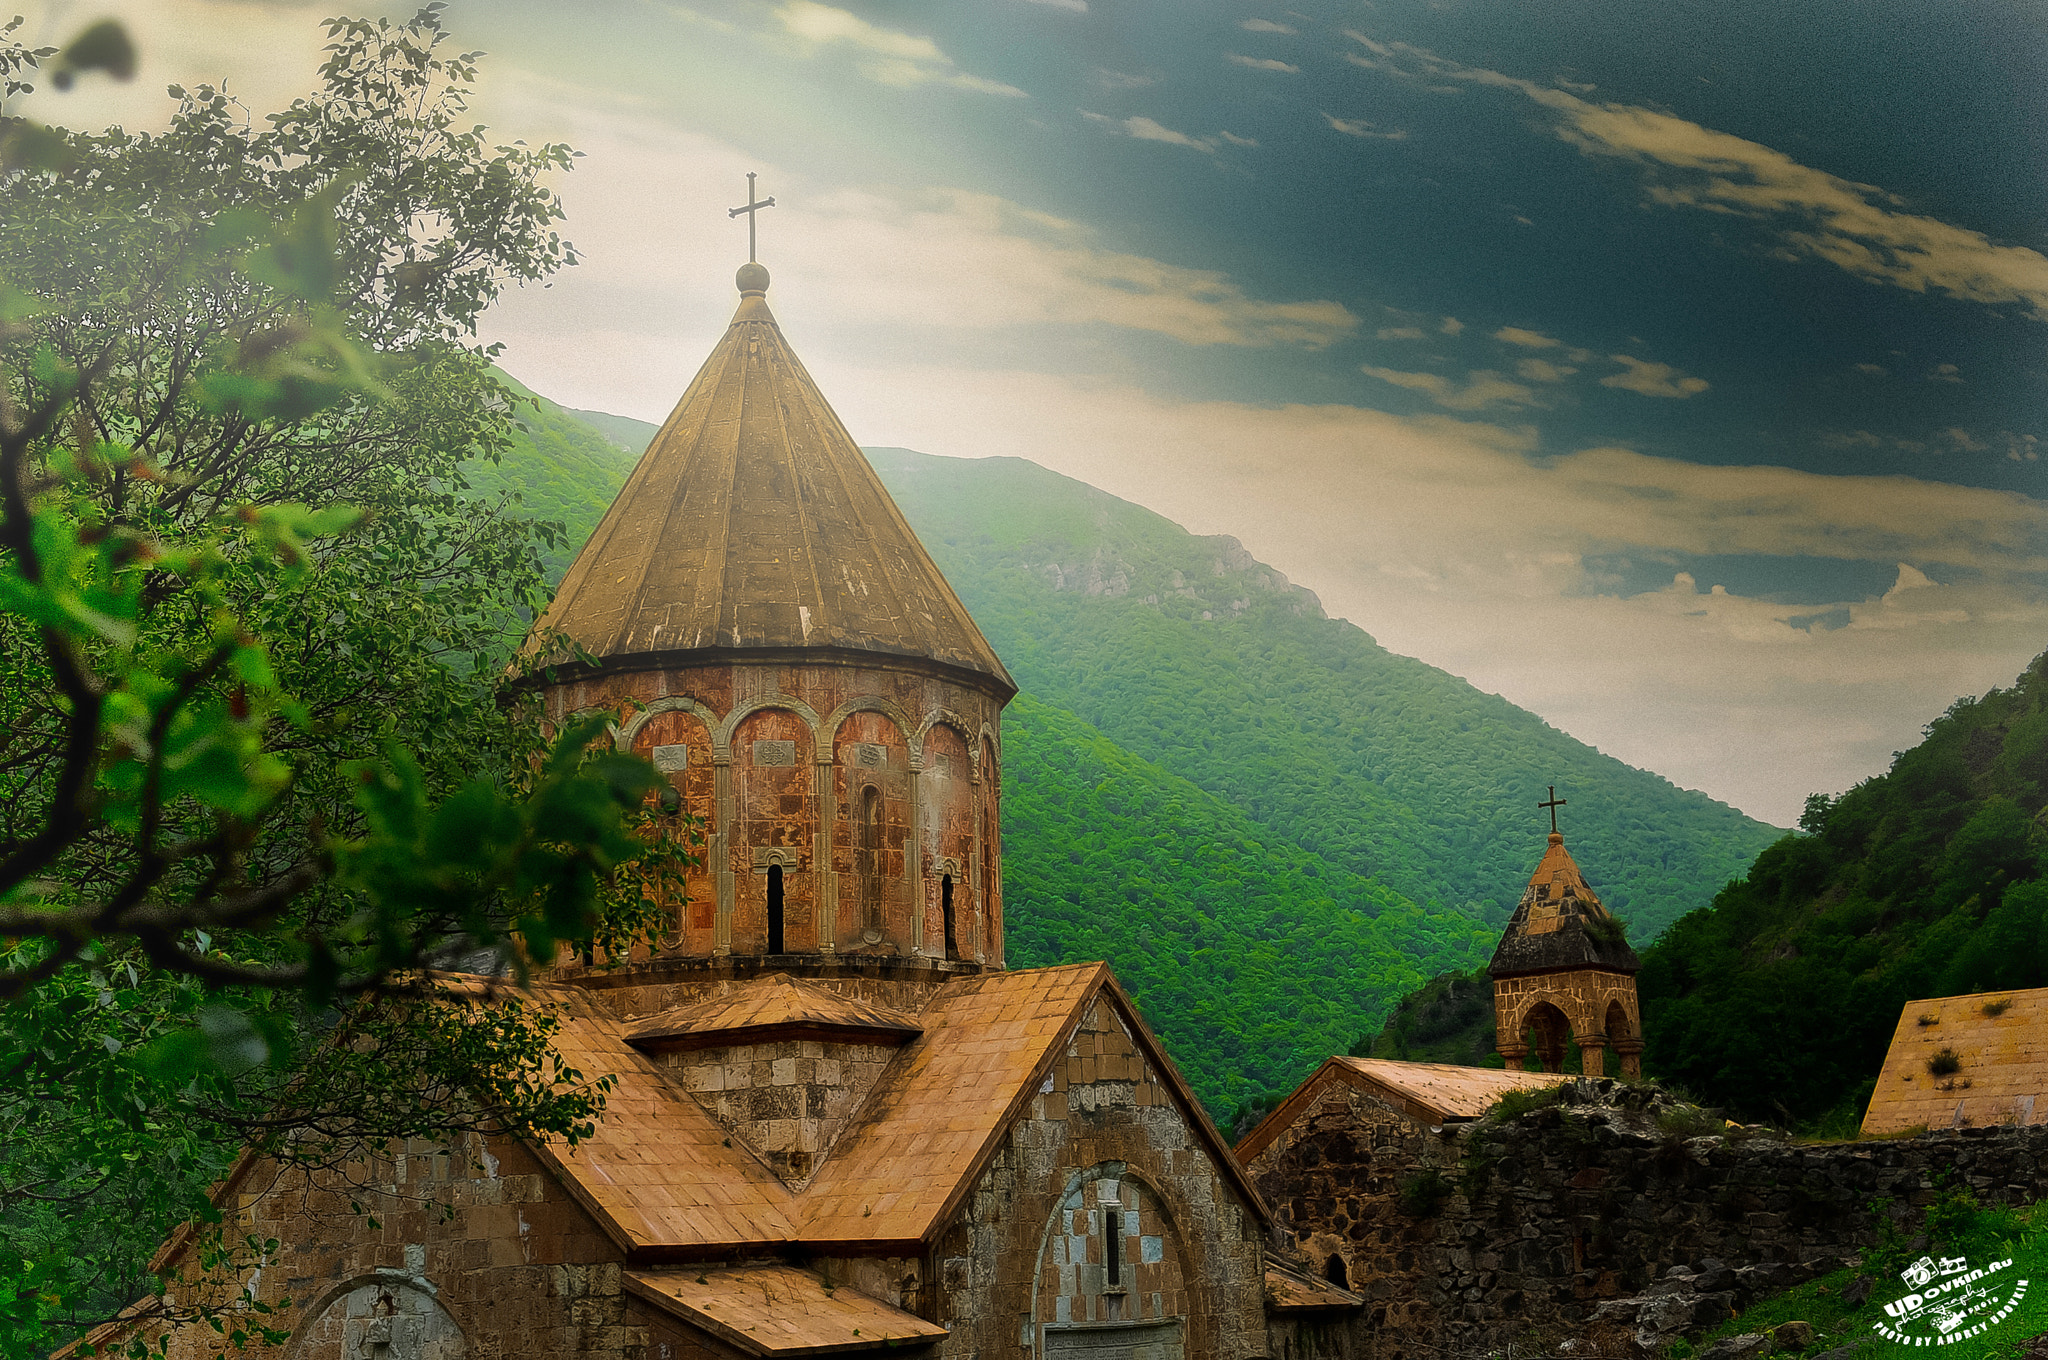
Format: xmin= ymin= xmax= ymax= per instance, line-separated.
xmin=1489 ymin=789 xmax=1644 ymax=1077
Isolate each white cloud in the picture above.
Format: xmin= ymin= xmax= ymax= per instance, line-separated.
xmin=786 ymin=367 xmax=2048 ymax=824
xmin=1018 ymin=0 xmax=1088 ymax=10
xmin=1218 ymin=130 xmax=1259 ymax=148
xmin=473 ymin=105 xmax=1356 ymax=363
xmin=458 ymin=54 xmax=2047 ymax=829
xmin=1854 ymin=362 xmax=1888 ymax=376
xmin=1601 ymin=354 xmax=1710 ymax=398
xmin=1323 ymin=112 xmax=1407 ymax=140
xmin=1515 ymin=357 xmax=1577 ymax=382
xmin=1343 ymin=33 xmax=2048 ymax=319
xmin=1228 ymin=53 xmax=1300 ymax=74
xmin=1119 ymin=115 xmax=1219 ymax=153
xmin=1439 ymin=317 xmax=1464 ymax=335
xmin=1494 ymin=326 xmax=1560 ymax=348
xmin=1242 ymin=19 xmax=1298 ymax=34
xmin=777 ymin=1 xmax=1027 ymax=96
xmin=1362 ymin=365 xmax=1536 ymax=410
xmin=1928 ymin=362 xmax=1964 ymax=383
xmin=1377 ymin=326 xmax=1426 ymax=340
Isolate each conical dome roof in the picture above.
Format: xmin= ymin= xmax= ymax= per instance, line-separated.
xmin=526 ymin=265 xmax=1013 ymax=694
xmin=1488 ymin=833 xmax=1641 ymax=977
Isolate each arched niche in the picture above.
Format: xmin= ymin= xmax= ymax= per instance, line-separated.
xmin=285 ymin=1274 xmax=464 ymax=1360
xmin=833 ymin=709 xmax=912 ymax=953
xmin=730 ymin=706 xmax=816 ymax=955
xmin=1030 ymin=1164 xmax=1187 ymax=1356
xmin=625 ymin=700 xmax=719 ymax=954
xmin=917 ymin=722 xmax=975 ymax=959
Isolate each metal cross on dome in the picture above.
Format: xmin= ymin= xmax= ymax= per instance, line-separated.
xmin=1539 ymin=785 xmax=1567 ymax=835
xmin=728 ymin=172 xmax=775 ymax=263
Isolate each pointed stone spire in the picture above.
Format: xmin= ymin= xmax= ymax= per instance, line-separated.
xmin=528 ymin=264 xmax=1014 ymax=694
xmin=1488 ymin=833 xmax=1641 ymax=977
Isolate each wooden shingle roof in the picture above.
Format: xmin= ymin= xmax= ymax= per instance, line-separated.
xmin=1488 ymin=833 xmax=1640 ymax=978
xmin=524 ymin=266 xmax=1012 ymax=694
xmin=625 ymin=972 xmax=922 ymax=1051
xmin=625 ymin=1265 xmax=947 ymax=1354
xmin=514 ymin=962 xmax=1266 ymax=1258
xmin=1235 ymin=1057 xmax=1571 ymax=1163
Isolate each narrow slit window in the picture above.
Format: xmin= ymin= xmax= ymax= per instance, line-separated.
xmin=860 ymin=786 xmax=882 ymax=929
xmin=1105 ymin=1210 xmax=1122 ymax=1287
xmin=941 ymin=874 xmax=957 ymax=959
xmin=767 ymin=864 xmax=784 ymax=954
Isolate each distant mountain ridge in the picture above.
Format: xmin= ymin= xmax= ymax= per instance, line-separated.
xmin=483 ymin=378 xmax=1781 ymax=1112
xmin=861 ymin=448 xmax=1779 ymax=937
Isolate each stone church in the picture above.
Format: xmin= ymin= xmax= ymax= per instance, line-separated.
xmin=106 ymin=260 xmax=1360 ymax=1360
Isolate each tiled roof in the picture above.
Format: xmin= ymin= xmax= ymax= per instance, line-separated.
xmin=523 ymin=983 xmax=800 ymax=1252
xmin=798 ymin=962 xmax=1106 ymax=1245
xmin=1862 ymin=986 xmax=2048 ymax=1136
xmin=1488 ymin=833 xmax=1641 ymax=977
xmin=1235 ymin=1056 xmax=1571 ymax=1162
xmin=1264 ymin=1256 xmax=1363 ymax=1312
xmin=523 ymin=267 xmax=1013 ymax=693
xmin=507 ymin=961 xmax=1264 ymax=1256
xmin=625 ymin=972 xmax=923 ymax=1051
xmin=624 ymin=1266 xmax=946 ymax=1355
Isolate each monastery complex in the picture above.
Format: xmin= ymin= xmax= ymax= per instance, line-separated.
xmin=102 ymin=252 xmax=2048 ymax=1360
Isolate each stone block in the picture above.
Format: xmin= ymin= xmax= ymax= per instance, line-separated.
xmin=1697 ymin=1335 xmax=1774 ymax=1360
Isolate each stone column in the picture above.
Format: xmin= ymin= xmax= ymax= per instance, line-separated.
xmin=907 ymin=760 xmax=924 ymax=955
xmin=1498 ymin=1042 xmax=1529 ymax=1072
xmin=712 ymin=752 xmax=735 ymax=956
xmin=815 ymin=753 xmax=836 ymax=954
xmin=1615 ymin=1038 xmax=1645 ymax=1079
xmin=1577 ymin=1036 xmax=1608 ymax=1077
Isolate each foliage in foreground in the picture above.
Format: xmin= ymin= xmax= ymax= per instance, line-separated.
xmin=0 ymin=9 xmax=682 ymax=1355
xmin=1640 ymin=651 xmax=2048 ymax=1126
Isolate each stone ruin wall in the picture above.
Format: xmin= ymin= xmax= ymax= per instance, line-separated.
xmin=1247 ymin=1080 xmax=2048 ymax=1360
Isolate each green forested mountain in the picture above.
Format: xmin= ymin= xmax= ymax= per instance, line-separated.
xmin=460 ymin=372 xmax=641 ymax=579
xmin=485 ymin=387 xmax=1783 ymax=1113
xmin=1002 ymin=694 xmax=1494 ymax=1111
xmin=1639 ymin=652 xmax=2048 ymax=1127
xmin=864 ymin=449 xmax=1779 ymax=937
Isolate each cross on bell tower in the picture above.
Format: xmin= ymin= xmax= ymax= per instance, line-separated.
xmin=728 ymin=172 xmax=775 ymax=263
xmin=1539 ymin=786 xmax=1566 ymax=835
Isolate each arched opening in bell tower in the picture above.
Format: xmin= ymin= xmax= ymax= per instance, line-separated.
xmin=767 ymin=864 xmax=785 ymax=954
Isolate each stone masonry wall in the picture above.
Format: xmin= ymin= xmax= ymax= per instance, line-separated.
xmin=1249 ymin=1079 xmax=2048 ymax=1360
xmin=654 ymin=1036 xmax=902 ymax=1188
xmin=543 ymin=658 xmax=1006 ymax=969
xmin=152 ymin=1133 xmax=638 ymax=1360
xmin=934 ymin=997 xmax=1269 ymax=1359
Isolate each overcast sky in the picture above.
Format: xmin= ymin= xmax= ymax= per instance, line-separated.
xmin=18 ymin=0 xmax=2048 ymax=826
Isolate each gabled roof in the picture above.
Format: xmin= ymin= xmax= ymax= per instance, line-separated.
xmin=520 ymin=961 xmax=1268 ymax=1258
xmin=1264 ymin=1254 xmax=1364 ymax=1313
xmin=1862 ymin=986 xmax=2048 ymax=1136
xmin=524 ymin=982 xmax=801 ymax=1252
xmin=1488 ymin=833 xmax=1641 ymax=977
xmin=525 ymin=265 xmax=1013 ymax=695
xmin=1235 ymin=1057 xmax=1571 ymax=1163
xmin=625 ymin=971 xmax=922 ymax=1051
xmin=625 ymin=1266 xmax=947 ymax=1355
